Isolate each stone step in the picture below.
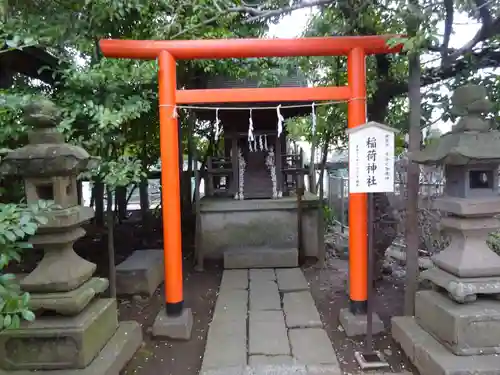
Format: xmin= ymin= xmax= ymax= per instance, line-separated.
xmin=244 ymin=184 xmax=273 ymax=189
xmin=245 ymin=177 xmax=270 ymax=180
xmin=244 ymin=183 xmax=272 ymax=187
xmin=244 ymin=181 xmax=272 ymax=188
xmin=224 ymin=247 xmax=298 ymax=269
xmin=244 ymin=176 xmax=272 ymax=180
xmin=243 ymin=185 xmax=273 ymax=191
xmin=392 ymin=315 xmax=500 ymax=375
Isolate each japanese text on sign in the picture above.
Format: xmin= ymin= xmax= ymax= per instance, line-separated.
xmin=348 ymin=122 xmax=396 ymax=193
xmin=366 ymin=137 xmax=377 ymax=188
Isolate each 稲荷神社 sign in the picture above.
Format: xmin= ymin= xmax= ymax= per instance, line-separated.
xmin=347 ymin=122 xmax=398 ymax=194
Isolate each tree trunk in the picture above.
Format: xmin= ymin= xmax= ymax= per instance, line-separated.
xmin=179 ymin=121 xmax=187 ymax=215
xmin=139 ymin=178 xmax=150 ymax=224
xmin=139 ymin=119 xmax=151 ymax=223
xmin=77 ymin=180 xmax=83 ymax=205
xmin=404 ymin=51 xmax=422 ymax=316
xmin=196 ymin=124 xmax=217 ymax=194
xmin=106 ymin=187 xmax=116 ymax=298
xmin=186 ymin=113 xmax=194 ymax=213
xmin=115 ymin=186 xmax=127 ymax=222
xmin=93 ymin=180 xmax=105 ymax=226
xmin=316 ymin=131 xmax=332 ymax=194
xmin=308 ymin=135 xmax=317 ymax=194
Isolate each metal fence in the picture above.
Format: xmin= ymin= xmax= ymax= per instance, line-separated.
xmin=325 ymin=176 xmax=445 ymax=230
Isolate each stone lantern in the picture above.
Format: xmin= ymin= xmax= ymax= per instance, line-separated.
xmin=0 ymin=99 xmax=141 ymax=374
xmin=392 ymin=85 xmax=500 ymax=374
xmin=411 ymin=84 xmax=500 ymax=302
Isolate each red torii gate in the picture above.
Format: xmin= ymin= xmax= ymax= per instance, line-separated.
xmin=99 ymin=36 xmax=402 ymax=318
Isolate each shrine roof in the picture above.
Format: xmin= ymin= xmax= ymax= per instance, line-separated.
xmin=204 ymin=71 xmax=307 ymax=90
xmin=188 ymin=71 xmax=311 ymax=122
xmin=0 ymin=45 xmax=61 ymax=88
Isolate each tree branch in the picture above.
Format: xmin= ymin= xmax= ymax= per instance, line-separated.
xmin=441 ymin=0 xmax=454 ymax=60
xmin=241 ymin=0 xmax=336 ymax=23
xmin=169 ymin=0 xmax=337 ymax=38
xmin=474 ymin=0 xmax=493 ymax=27
xmin=384 ymin=46 xmax=500 ymax=102
xmin=446 ymin=2 xmax=500 ymax=65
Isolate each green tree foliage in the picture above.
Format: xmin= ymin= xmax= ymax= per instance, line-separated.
xmin=0 ymin=0 xmax=262 ymax=326
xmin=1 ymin=0 xmax=296 ymax=192
xmin=0 ymin=199 xmax=54 ymax=329
xmin=0 ymin=0 xmax=299 ymax=317
xmin=2 ymin=0 xmax=500 ymax=312
xmin=281 ymin=0 xmax=500 ymax=150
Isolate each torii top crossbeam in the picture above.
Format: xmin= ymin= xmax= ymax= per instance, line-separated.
xmin=99 ymin=35 xmax=400 ymax=60
xmin=99 ymin=35 xmax=403 ymax=320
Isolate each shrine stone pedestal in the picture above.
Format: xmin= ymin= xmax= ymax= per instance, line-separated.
xmin=0 ymin=100 xmax=142 ymax=374
xmin=392 ymin=85 xmax=500 ymax=374
xmin=116 ymin=249 xmax=164 ymax=297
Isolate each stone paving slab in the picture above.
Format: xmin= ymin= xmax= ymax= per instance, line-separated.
xmin=249 ymin=356 xmax=295 ymax=367
xmin=202 ymin=340 xmax=246 ymax=370
xmin=289 ymin=328 xmax=339 ymax=365
xmin=200 ymin=365 xmax=308 ymax=375
xmin=250 ymin=277 xmax=277 ymax=290
xmin=220 ymin=269 xmax=249 ymax=291
xmin=200 ymin=268 xmax=342 ymax=375
xmin=214 ymin=289 xmax=248 ymax=317
xmin=249 ymin=365 xmax=308 ymax=375
xmin=282 ymin=292 xmax=322 ymax=328
xmin=249 ymin=311 xmax=290 ymax=356
xmin=250 ymin=269 xmax=276 ymax=281
xmin=205 ymin=287 xmax=248 ymax=370
xmin=208 ymin=317 xmax=247 ymax=337
xmin=203 ymin=319 xmax=247 ymax=369
xmin=276 ymin=269 xmax=309 ymax=293
xmin=305 ymin=365 xmax=342 ymax=375
xmin=250 ymin=280 xmax=281 ymax=311
xmin=199 ymin=367 xmax=413 ymax=375
xmin=200 ymin=366 xmax=245 ymax=375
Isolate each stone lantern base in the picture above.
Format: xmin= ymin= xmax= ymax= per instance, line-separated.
xmin=421 ymin=266 xmax=500 ymax=303
xmin=0 ymin=322 xmax=141 ymax=375
xmin=0 ymin=298 xmax=142 ymax=375
xmin=393 ymin=302 xmax=500 ymax=375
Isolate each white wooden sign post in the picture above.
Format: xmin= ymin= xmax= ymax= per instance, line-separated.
xmin=347 ymin=121 xmax=397 ymax=194
xmin=347 ymin=121 xmax=398 ymax=367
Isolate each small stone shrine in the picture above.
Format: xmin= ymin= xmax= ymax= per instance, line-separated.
xmin=0 ymin=99 xmax=142 ymax=374
xmin=392 ymin=85 xmax=500 ymax=374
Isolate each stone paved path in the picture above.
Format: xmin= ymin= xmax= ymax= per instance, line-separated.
xmin=199 ymin=268 xmax=342 ymax=375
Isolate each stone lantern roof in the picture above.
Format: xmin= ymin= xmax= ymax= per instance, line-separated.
xmin=0 ymin=99 xmax=99 ymax=176
xmin=411 ymin=84 xmax=500 ymax=165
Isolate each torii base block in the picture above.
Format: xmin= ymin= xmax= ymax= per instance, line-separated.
xmin=152 ymin=307 xmax=193 ymax=340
